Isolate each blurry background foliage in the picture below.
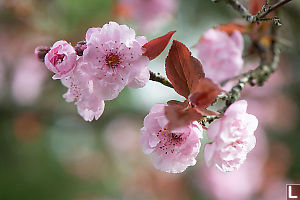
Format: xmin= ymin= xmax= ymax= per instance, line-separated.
xmin=0 ymin=0 xmax=300 ymax=200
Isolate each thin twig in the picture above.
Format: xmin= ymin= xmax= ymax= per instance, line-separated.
xmin=205 ymin=5 xmax=284 ymax=118
xmin=149 ymin=71 xmax=174 ymax=88
xmin=258 ymin=0 xmax=292 ymax=19
xmin=220 ymin=71 xmax=249 ymax=86
xmin=223 ymin=0 xmax=292 ymax=24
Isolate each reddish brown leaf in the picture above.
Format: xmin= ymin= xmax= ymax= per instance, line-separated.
xmin=189 ymin=78 xmax=222 ymax=108
xmin=167 ymin=100 xmax=189 ymax=107
xmin=165 ymin=103 xmax=202 ymax=131
xmin=165 ymin=40 xmax=205 ymax=98
xmin=216 ymin=23 xmax=246 ymax=35
xmin=194 ymin=107 xmax=221 ymax=117
xmin=165 ymin=51 xmax=190 ymax=97
xmin=142 ymin=31 xmax=176 ymax=60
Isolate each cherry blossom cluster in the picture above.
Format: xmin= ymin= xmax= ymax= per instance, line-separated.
xmin=36 ymin=21 xmax=258 ymax=174
xmin=43 ymin=22 xmax=150 ymax=121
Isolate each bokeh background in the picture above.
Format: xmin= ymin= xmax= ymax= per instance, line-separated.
xmin=0 ymin=0 xmax=299 ymax=199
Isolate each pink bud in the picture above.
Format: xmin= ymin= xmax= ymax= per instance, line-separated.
xmin=75 ymin=41 xmax=87 ymax=56
xmin=34 ymin=46 xmax=50 ymax=61
xmin=44 ymin=40 xmax=77 ymax=79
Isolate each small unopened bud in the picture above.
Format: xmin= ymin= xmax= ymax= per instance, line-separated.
xmin=75 ymin=41 xmax=87 ymax=56
xmin=34 ymin=46 xmax=50 ymax=62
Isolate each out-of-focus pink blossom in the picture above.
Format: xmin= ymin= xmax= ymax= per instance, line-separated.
xmin=0 ymin=62 xmax=5 ymax=100
xmin=204 ymin=100 xmax=258 ymax=172
xmin=45 ymin=40 xmax=77 ymax=79
xmin=196 ymin=29 xmax=244 ymax=90
xmin=117 ymin=0 xmax=177 ymax=32
xmin=242 ymin=61 xmax=296 ymax=131
xmin=141 ymin=104 xmax=203 ymax=173
xmin=199 ymin=159 xmax=263 ymax=200
xmin=259 ymin=179 xmax=289 ymax=200
xmin=198 ymin=129 xmax=268 ymax=200
xmin=246 ymin=96 xmax=296 ymax=131
xmin=61 ymin=60 xmax=105 ymax=121
xmin=83 ymin=22 xmax=150 ymax=100
xmin=12 ymin=57 xmax=47 ymax=105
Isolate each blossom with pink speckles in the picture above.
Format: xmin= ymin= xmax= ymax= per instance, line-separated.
xmin=141 ymin=104 xmax=203 ymax=173
xmin=61 ymin=60 xmax=105 ymax=121
xmin=83 ymin=22 xmax=150 ymax=100
xmin=196 ymin=29 xmax=244 ymax=90
xmin=45 ymin=40 xmax=77 ymax=79
xmin=204 ymin=100 xmax=258 ymax=172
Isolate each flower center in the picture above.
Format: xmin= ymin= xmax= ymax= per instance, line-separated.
xmin=156 ymin=128 xmax=188 ymax=155
xmin=105 ymin=53 xmax=120 ymax=68
xmin=51 ymin=53 xmax=65 ymax=66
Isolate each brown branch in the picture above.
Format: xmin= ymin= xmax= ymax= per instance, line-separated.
xmin=223 ymin=0 xmax=292 ymax=25
xmin=150 ymin=71 xmax=174 ymax=88
xmin=258 ymin=0 xmax=292 ymax=19
xmin=219 ymin=26 xmax=280 ymax=113
xmin=220 ymin=71 xmax=248 ymax=86
xmin=202 ymin=3 xmax=284 ymax=120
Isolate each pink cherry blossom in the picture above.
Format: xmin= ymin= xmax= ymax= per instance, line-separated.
xmin=83 ymin=22 xmax=150 ymax=100
xmin=196 ymin=29 xmax=244 ymax=90
xmin=204 ymin=100 xmax=258 ymax=172
xmin=45 ymin=40 xmax=77 ymax=79
xmin=117 ymin=0 xmax=177 ymax=32
xmin=141 ymin=104 xmax=203 ymax=173
xmin=61 ymin=60 xmax=105 ymax=121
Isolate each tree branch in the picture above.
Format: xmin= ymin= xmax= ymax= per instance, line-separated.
xmin=149 ymin=71 xmax=174 ymax=88
xmin=220 ymin=27 xmax=280 ymax=112
xmin=201 ymin=14 xmax=281 ymax=126
xmin=258 ymin=0 xmax=292 ymax=19
xmin=222 ymin=0 xmax=292 ymax=25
